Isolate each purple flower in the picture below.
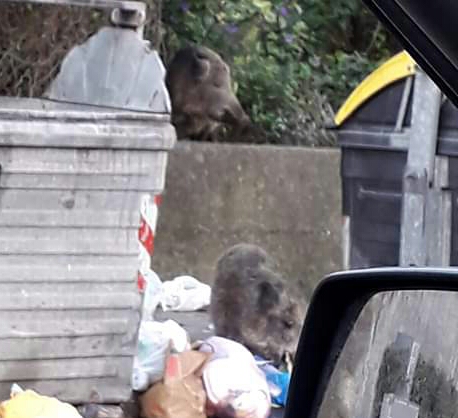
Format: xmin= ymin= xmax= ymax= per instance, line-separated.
xmin=279 ymin=6 xmax=289 ymax=17
xmin=225 ymin=23 xmax=239 ymax=34
xmin=283 ymin=33 xmax=294 ymax=44
xmin=180 ymin=1 xmax=189 ymax=12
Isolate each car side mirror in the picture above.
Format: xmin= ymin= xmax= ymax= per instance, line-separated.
xmin=284 ymin=267 xmax=458 ymax=418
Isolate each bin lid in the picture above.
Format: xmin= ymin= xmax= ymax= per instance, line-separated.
xmin=0 ymin=97 xmax=176 ymax=150
xmin=334 ymin=51 xmax=417 ymax=127
xmin=333 ymin=51 xmax=458 ymax=157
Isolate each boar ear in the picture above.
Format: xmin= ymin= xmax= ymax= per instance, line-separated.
xmin=257 ymin=280 xmax=280 ymax=311
xmin=191 ymin=48 xmax=211 ymax=81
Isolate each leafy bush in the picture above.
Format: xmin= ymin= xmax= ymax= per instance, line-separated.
xmin=153 ymin=0 xmax=400 ymax=145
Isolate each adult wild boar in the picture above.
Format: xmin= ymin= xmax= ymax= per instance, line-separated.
xmin=165 ymin=45 xmax=251 ymax=141
xmin=210 ymin=243 xmax=308 ymax=369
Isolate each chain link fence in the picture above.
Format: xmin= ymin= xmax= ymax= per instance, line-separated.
xmin=0 ymin=2 xmax=104 ymax=97
xmin=0 ymin=0 xmax=161 ymax=98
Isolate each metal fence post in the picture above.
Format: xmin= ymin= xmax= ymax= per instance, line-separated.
xmin=399 ymin=69 xmax=444 ymax=267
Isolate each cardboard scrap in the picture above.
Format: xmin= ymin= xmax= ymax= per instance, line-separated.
xmin=140 ymin=350 xmax=210 ymax=418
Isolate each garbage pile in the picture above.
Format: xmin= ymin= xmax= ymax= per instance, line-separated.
xmin=133 ymin=271 xmax=292 ymax=418
xmin=0 ymin=271 xmax=292 ymax=418
xmin=135 ymin=332 xmax=290 ymax=418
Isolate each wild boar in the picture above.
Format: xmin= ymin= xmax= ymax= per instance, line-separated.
xmin=165 ymin=45 xmax=251 ymax=141
xmin=210 ymin=243 xmax=308 ymax=368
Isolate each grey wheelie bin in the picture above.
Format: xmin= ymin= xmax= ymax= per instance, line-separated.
xmin=333 ymin=51 xmax=458 ymax=269
xmin=0 ymin=0 xmax=176 ymax=403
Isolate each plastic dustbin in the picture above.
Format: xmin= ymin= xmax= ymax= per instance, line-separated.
xmin=0 ymin=1 xmax=176 ymax=404
xmin=333 ymin=51 xmax=458 ymax=269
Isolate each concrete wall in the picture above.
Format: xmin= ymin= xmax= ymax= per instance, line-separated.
xmin=152 ymin=141 xmax=342 ymax=298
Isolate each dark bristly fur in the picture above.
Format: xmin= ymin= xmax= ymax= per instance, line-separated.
xmin=165 ymin=45 xmax=251 ymax=142
xmin=210 ymin=243 xmax=308 ymax=366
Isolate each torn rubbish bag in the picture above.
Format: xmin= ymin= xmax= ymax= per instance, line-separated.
xmin=255 ymin=356 xmax=291 ymax=407
xmin=132 ymin=319 xmax=190 ymax=391
xmin=161 ymin=276 xmax=211 ymax=312
xmin=198 ymin=336 xmax=271 ymax=418
xmin=140 ymin=350 xmax=210 ymax=418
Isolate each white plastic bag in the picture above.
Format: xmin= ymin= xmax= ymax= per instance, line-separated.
xmin=10 ymin=384 xmax=24 ymax=397
xmin=131 ymin=320 xmax=190 ymax=392
xmin=199 ymin=337 xmax=271 ymax=418
xmin=142 ymin=269 xmax=163 ymax=320
xmin=160 ymin=276 xmax=211 ymax=312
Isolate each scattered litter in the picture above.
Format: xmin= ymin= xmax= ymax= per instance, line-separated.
xmin=77 ymin=405 xmax=124 ymax=418
xmin=132 ymin=320 xmax=190 ymax=391
xmin=255 ymin=356 xmax=291 ymax=407
xmin=198 ymin=336 xmax=271 ymax=418
xmin=142 ymin=269 xmax=164 ymax=320
xmin=9 ymin=385 xmax=23 ymax=398
xmin=0 ymin=388 xmax=82 ymax=418
xmin=161 ymin=276 xmax=211 ymax=312
xmin=140 ymin=350 xmax=210 ymax=418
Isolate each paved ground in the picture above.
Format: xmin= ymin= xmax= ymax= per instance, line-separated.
xmin=154 ymin=309 xmax=285 ymax=418
xmin=154 ymin=309 xmax=214 ymax=341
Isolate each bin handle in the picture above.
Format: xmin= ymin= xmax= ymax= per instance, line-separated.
xmin=4 ymin=0 xmax=146 ymax=30
xmin=358 ymin=185 xmax=402 ymax=201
